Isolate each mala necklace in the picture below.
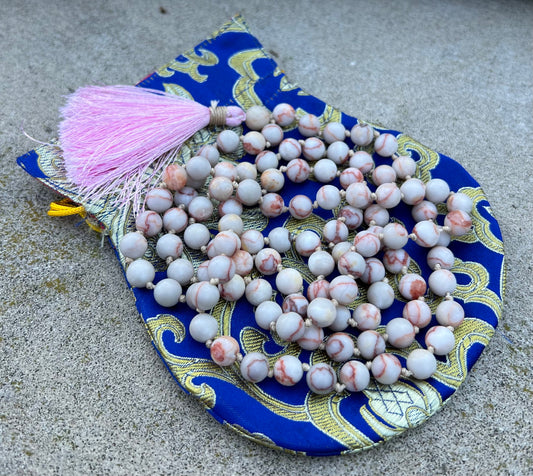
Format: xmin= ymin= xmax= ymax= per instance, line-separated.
xmin=119 ymin=103 xmax=473 ymax=395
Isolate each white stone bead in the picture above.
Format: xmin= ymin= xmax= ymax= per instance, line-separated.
xmin=323 ymin=220 xmax=349 ymax=245
xmin=401 ymin=178 xmax=426 ymax=205
xmin=306 ymin=363 xmax=337 ymax=394
xmin=326 ymin=332 xmax=355 ymax=362
xmin=357 ymin=330 xmax=386 ymax=360
xmin=163 ymin=207 xmax=188 ymax=233
xmin=375 ymin=183 xmax=402 ymax=209
xmin=216 ymin=130 xmax=241 ymax=154
xmin=374 ymin=133 xmax=398 ymax=157
xmin=346 ymin=182 xmax=372 ymax=209
xmin=232 ymin=251 xmax=254 ymax=277
xmin=260 ymin=193 xmax=285 ymax=218
xmin=196 ymin=260 xmax=210 ymax=282
xmin=135 ymin=210 xmax=163 ymax=237
xmin=399 ymin=273 xmax=427 ymax=300
xmin=444 ymin=210 xmax=472 ymax=236
xmin=313 ymin=159 xmax=338 ymax=182
xmin=260 ymin=168 xmax=285 ymax=192
xmin=186 ymin=155 xmax=212 ymax=182
xmin=240 ymin=230 xmax=265 ymax=254
xmin=289 ymin=194 xmax=313 ymax=219
xmin=188 ymin=196 xmax=213 ymax=222
xmin=145 ymin=187 xmax=173 ymax=213
xmin=126 ymin=259 xmax=155 ymax=288
xmin=297 ymin=325 xmax=325 ymax=350
xmin=186 ymin=174 xmax=206 ymax=191
xmin=173 ymin=186 xmax=198 ymax=209
xmin=435 ymin=300 xmax=464 ymax=327
xmin=236 ymin=179 xmax=262 ymax=206
xmin=353 ymin=303 xmax=381 ymax=330
xmin=245 ymin=105 xmax=271 ymax=130
xmin=189 ymin=313 xmax=218 ymax=343
xmin=213 ymin=161 xmax=238 ymax=181
xmin=339 ymin=206 xmax=364 ymax=230
xmin=329 ymin=275 xmax=358 ymax=306
xmin=274 ymin=355 xmax=303 ymax=386
xmin=298 ymin=113 xmax=321 ymax=137
xmin=278 ymin=138 xmax=302 ymax=160
xmin=167 ymin=258 xmax=194 ymax=285
xmin=216 ymin=193 xmax=241 ymax=215
xmin=254 ymin=248 xmax=281 ymax=275
xmin=218 ymin=213 xmax=243 ymax=235
xmin=425 ymin=178 xmax=450 ymax=203
xmin=329 ymin=305 xmax=351 ymax=331
xmin=316 ymin=185 xmax=341 ymax=210
xmin=339 ymin=167 xmax=364 ymax=189
xmin=425 ymin=325 xmax=455 ymax=355
xmin=382 ymin=223 xmax=409 ymax=249
xmin=331 ymin=241 xmax=353 ymax=262
xmin=282 ymin=293 xmax=309 ymax=316
xmin=119 ymin=232 xmax=148 ymax=259
xmin=208 ymin=176 xmax=234 ymax=202
xmin=276 ymin=268 xmax=303 ymax=295
xmin=412 ymin=220 xmax=440 ymax=247
xmin=268 ymin=227 xmax=292 ymax=253
xmin=403 ymin=300 xmax=432 ymax=328
xmin=383 ymin=248 xmax=410 ymax=274
xmin=276 ymin=311 xmax=306 ymax=341
xmin=353 ymin=230 xmax=381 ymax=257
xmin=255 ymin=150 xmax=279 ymax=172
xmin=428 ymin=269 xmax=457 ymax=296
xmin=349 ymin=150 xmax=374 ymax=173
xmin=162 ymin=164 xmax=188 ymax=191
xmin=242 ymin=131 xmax=266 ymax=155
xmin=302 ymin=137 xmax=326 ymax=161
xmin=327 ymin=141 xmax=350 ymax=165
xmin=412 ymin=200 xmax=438 ymax=222
xmin=208 ymin=255 xmax=236 ymax=283
xmin=386 ymin=317 xmax=416 ymax=348
xmin=307 ymin=280 xmax=330 ymax=301
xmin=197 ymin=144 xmax=220 ymax=166
xmin=294 ymin=230 xmax=321 ymax=257
xmin=240 ymin=352 xmax=270 ymax=383
xmin=255 ymin=300 xmax=283 ymax=330
xmin=372 ymin=165 xmax=396 ymax=185
xmin=361 ymin=257 xmax=386 ymax=284
xmin=367 ymin=281 xmax=395 ymax=309
xmin=371 ymin=353 xmax=402 ymax=385
xmin=156 ymin=233 xmax=183 ymax=260
xmin=245 ymin=278 xmax=272 ymax=306
xmin=406 ymin=349 xmax=437 ymax=380
xmin=340 ymin=361 xmax=370 ymax=392
xmin=323 ymin=122 xmax=346 ymax=144
xmin=350 ymin=123 xmax=374 ymax=146
xmin=153 ymin=278 xmax=182 ymax=307
xmin=272 ymin=103 xmax=296 ymax=126
xmin=363 ymin=204 xmax=389 ymax=227
xmin=307 ymin=297 xmax=337 ymax=327
xmin=447 ymin=192 xmax=473 ymax=213
xmin=337 ymin=250 xmax=366 ymax=278
xmin=261 ymin=123 xmax=284 ymax=146
xmin=427 ymin=246 xmax=455 ymax=270
xmin=209 ymin=231 xmax=241 ymax=257
xmin=392 ymin=155 xmax=416 ymax=179
xmin=186 ymin=282 xmax=220 ymax=311
xmin=285 ymin=158 xmax=310 ymax=183
xmin=236 ymin=162 xmax=257 ymax=181
xmin=308 ymin=250 xmax=335 ymax=277
xmin=210 ymin=336 xmax=240 ymax=366
xmin=183 ymin=223 xmax=210 ymax=250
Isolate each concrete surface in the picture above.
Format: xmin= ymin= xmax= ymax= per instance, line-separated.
xmin=1 ymin=0 xmax=532 ymax=474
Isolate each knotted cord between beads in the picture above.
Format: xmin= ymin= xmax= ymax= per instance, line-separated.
xmin=208 ymin=101 xmax=228 ymax=127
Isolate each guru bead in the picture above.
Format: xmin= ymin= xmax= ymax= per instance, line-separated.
xmin=119 ymin=232 xmax=148 ymax=259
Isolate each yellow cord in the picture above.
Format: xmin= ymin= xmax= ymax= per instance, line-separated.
xmin=47 ymin=198 xmax=104 ymax=234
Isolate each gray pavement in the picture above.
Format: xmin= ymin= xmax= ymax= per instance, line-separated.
xmin=1 ymin=0 xmax=532 ymax=474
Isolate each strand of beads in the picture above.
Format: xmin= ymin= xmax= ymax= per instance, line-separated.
xmin=120 ymin=101 xmax=473 ymax=394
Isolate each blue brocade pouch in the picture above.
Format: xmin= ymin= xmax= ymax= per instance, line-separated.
xmin=17 ymin=15 xmax=505 ymax=455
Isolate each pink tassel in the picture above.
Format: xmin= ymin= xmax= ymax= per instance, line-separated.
xmin=59 ymin=85 xmax=245 ymax=210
